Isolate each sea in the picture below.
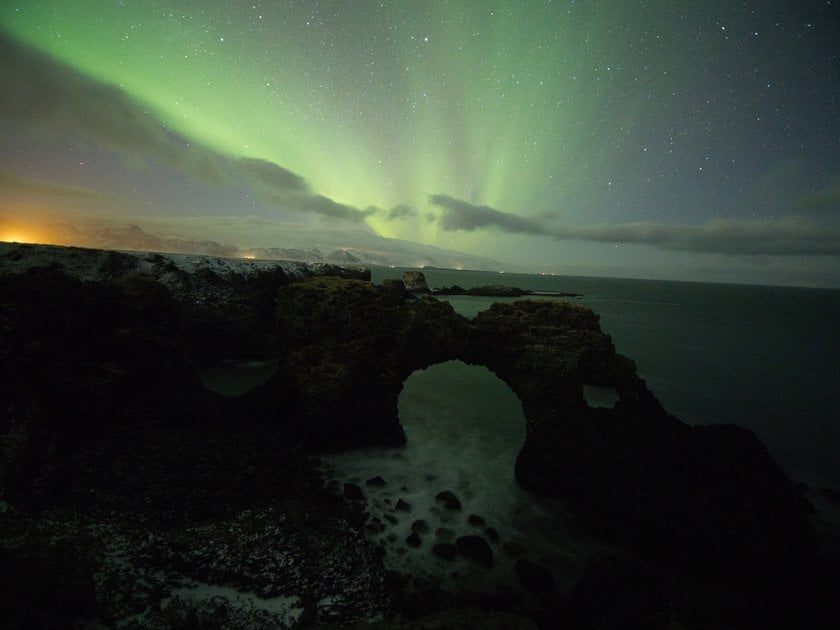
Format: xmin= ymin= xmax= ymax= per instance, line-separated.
xmin=206 ymin=268 xmax=840 ymax=590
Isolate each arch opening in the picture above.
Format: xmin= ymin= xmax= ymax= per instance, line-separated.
xmin=583 ymin=384 xmax=620 ymax=409
xmin=398 ymin=360 xmax=526 ymax=488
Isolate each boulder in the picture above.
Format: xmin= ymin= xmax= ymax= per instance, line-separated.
xmin=435 ymin=490 xmax=462 ymax=511
xmin=455 ymin=535 xmax=494 ymax=568
xmin=515 ymin=559 xmax=555 ymax=596
xmin=402 ymin=271 xmax=429 ymax=292
xmin=435 ymin=528 xmax=455 ymax=542
xmin=343 ymin=483 xmax=364 ymax=501
xmin=411 ymin=520 xmax=430 ymax=534
xmin=562 ymin=556 xmax=690 ymax=629
xmin=467 ymin=514 xmax=486 ymax=527
xmin=432 ymin=543 xmax=457 ymax=561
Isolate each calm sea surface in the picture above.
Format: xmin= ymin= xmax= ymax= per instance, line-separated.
xmin=371 ymin=267 xmax=840 ymax=491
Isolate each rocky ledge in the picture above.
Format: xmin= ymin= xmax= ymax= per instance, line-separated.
xmin=1 ymin=243 xmax=838 ymax=628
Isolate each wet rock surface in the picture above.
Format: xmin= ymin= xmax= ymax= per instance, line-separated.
xmin=2 ymin=243 xmax=839 ymax=628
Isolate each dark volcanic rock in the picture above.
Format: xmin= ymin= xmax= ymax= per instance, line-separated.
xmin=411 ymin=520 xmax=430 ymax=534
xmin=465 ymin=285 xmax=529 ymax=297
xmin=515 ymin=559 xmax=555 ymax=597
xmin=0 ymin=245 xmax=392 ymax=627
xmin=455 ymin=535 xmax=494 ymax=568
xmin=435 ymin=490 xmax=462 ymax=511
xmin=484 ymin=527 xmax=500 ymax=544
xmin=395 ymin=498 xmax=412 ymax=512
xmin=343 ymin=483 xmax=365 ymax=501
xmin=432 ymin=543 xmax=457 ymax=561
xmin=402 ymin=271 xmax=430 ymax=292
xmin=406 ymin=531 xmax=422 ymax=548
xmin=562 ymin=556 xmax=687 ymax=628
xmin=365 ymin=476 xmax=387 ymax=487
xmin=430 ymin=284 xmax=580 ymax=298
xmin=266 ymin=275 xmax=468 ymax=450
xmin=502 ymin=541 xmax=526 ymax=559
xmin=435 ymin=528 xmax=455 ymax=542
xmin=467 ymin=514 xmax=486 ymax=527
xmin=0 ymin=535 xmax=98 ymax=628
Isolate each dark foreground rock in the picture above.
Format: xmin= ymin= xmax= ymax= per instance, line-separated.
xmin=1 ymin=243 xmax=838 ymax=628
xmin=515 ymin=559 xmax=555 ymax=597
xmin=455 ymin=535 xmax=494 ymax=568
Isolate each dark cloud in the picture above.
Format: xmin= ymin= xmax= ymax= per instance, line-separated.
xmin=429 ymin=193 xmax=544 ymax=234
xmin=386 ymin=204 xmax=417 ymax=221
xmin=239 ymin=158 xmax=310 ymax=193
xmin=292 ymin=194 xmax=375 ymax=223
xmin=430 ymin=194 xmax=840 ymax=257
xmin=238 ymin=158 xmax=371 ymax=223
xmin=572 ymin=218 xmax=840 ymax=256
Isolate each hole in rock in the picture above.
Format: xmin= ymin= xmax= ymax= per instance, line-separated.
xmin=583 ymin=384 xmax=620 ymax=409
xmin=320 ymin=360 xmax=603 ymax=593
xmin=198 ymin=358 xmax=279 ymax=396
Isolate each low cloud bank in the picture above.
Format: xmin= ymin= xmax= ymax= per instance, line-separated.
xmin=429 ymin=194 xmax=840 ymax=257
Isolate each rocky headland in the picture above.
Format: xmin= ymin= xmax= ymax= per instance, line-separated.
xmin=1 ymin=243 xmax=838 ymax=628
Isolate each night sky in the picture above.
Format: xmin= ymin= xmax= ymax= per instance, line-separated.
xmin=1 ymin=1 xmax=839 ymax=286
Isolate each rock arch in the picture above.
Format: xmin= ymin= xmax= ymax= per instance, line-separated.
xmin=261 ymin=276 xmax=815 ymax=573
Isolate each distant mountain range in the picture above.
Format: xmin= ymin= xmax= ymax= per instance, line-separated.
xmin=34 ymin=217 xmax=502 ymax=271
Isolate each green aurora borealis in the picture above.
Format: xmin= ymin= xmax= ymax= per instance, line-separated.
xmin=1 ymin=1 xmax=839 ymax=285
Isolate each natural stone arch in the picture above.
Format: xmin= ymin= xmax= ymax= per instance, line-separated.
xmin=264 ymin=278 xmax=680 ymax=536
xmin=260 ymin=276 xmax=470 ymax=449
xmin=262 ymin=276 xmax=814 ymax=575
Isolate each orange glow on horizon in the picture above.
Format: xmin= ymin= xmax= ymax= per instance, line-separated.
xmin=1 ymin=231 xmax=43 ymax=245
xmin=0 ymin=222 xmax=66 ymax=248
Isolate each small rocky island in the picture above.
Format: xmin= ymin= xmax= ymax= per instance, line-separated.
xmin=402 ymin=269 xmax=582 ymax=298
xmin=1 ymin=243 xmax=838 ymax=628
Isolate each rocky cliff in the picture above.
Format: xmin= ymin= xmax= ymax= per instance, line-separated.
xmin=1 ymin=243 xmax=837 ymax=628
